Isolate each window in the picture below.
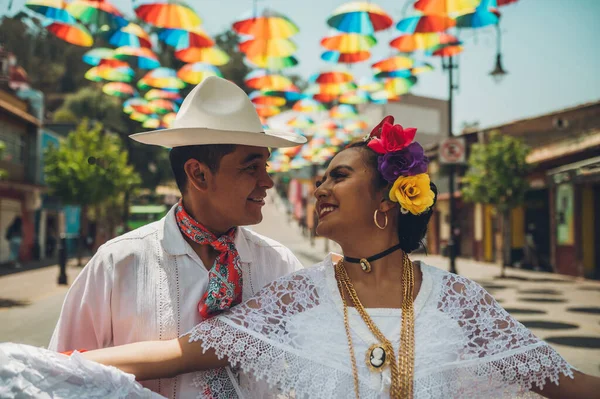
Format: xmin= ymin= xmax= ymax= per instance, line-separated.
xmin=0 ymin=120 xmax=25 ymax=164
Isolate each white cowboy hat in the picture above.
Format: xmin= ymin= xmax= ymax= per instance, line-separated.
xmin=129 ymin=76 xmax=307 ymax=148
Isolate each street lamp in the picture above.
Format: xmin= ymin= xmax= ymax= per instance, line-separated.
xmin=490 ymin=25 xmax=508 ymax=83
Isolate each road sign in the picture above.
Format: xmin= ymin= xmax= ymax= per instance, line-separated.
xmin=439 ymin=137 xmax=466 ymax=164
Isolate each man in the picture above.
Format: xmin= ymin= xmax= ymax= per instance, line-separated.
xmin=49 ymin=76 xmax=307 ymax=398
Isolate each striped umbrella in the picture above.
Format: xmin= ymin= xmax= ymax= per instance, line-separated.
xmin=138 ymin=67 xmax=186 ymax=90
xmin=292 ymin=98 xmax=326 ymax=113
xmin=144 ymin=89 xmax=182 ymax=102
xmin=174 ymin=46 xmax=230 ymax=65
xmin=25 ymin=0 xmax=76 ymax=24
xmin=239 ymin=38 xmax=297 ymax=58
xmin=114 ymin=46 xmax=160 ymax=69
xmin=329 ymin=104 xmax=358 ymax=119
xmin=177 ymin=63 xmax=222 ymax=85
xmin=372 ymin=56 xmax=414 ymax=72
xmin=124 ymin=98 xmax=152 ymax=114
xmin=413 ymin=0 xmax=479 ymax=15
xmin=396 ymin=15 xmax=455 ymax=33
xmin=148 ymin=99 xmax=179 ymax=114
xmin=339 ymin=90 xmax=369 ymax=104
xmin=390 ymin=32 xmax=457 ymax=53
xmin=46 ymin=22 xmax=93 ymax=47
xmin=321 ymin=51 xmax=371 ymax=64
xmin=233 ymin=7 xmax=299 ymax=39
xmin=310 ymin=70 xmax=354 ymax=85
xmin=82 ymin=47 xmax=114 ymax=65
xmin=249 ymin=91 xmax=286 ymax=107
xmin=66 ymin=0 xmax=128 ymax=30
xmin=245 ymin=70 xmax=294 ymax=91
xmin=102 ymin=82 xmax=135 ymax=98
xmin=255 ymin=106 xmax=281 ymax=118
xmin=109 ymin=23 xmax=152 ymax=48
xmin=327 ymin=2 xmax=393 ymax=34
xmin=159 ymin=27 xmax=214 ymax=49
xmin=287 ymin=115 xmax=315 ymax=129
xmin=135 ymin=1 xmax=201 ymax=29
xmin=246 ymin=55 xmax=298 ymax=70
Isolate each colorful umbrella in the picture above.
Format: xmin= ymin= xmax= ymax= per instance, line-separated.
xmin=327 ymin=2 xmax=393 ymax=34
xmin=293 ymin=98 xmax=326 ymax=113
xmin=372 ymin=56 xmax=414 ymax=72
xmin=85 ymin=65 xmax=133 ymax=82
xmin=321 ymin=33 xmax=377 ymax=52
xmin=431 ymin=43 xmax=464 ymax=57
xmin=384 ymin=76 xmax=418 ymax=95
xmin=239 ymin=38 xmax=297 ymax=58
xmin=148 ymin=99 xmax=179 ymax=114
xmin=130 ymin=111 xmax=150 ymax=122
xmin=455 ymin=0 xmax=500 ymax=29
xmin=390 ymin=32 xmax=457 ymax=52
xmin=396 ymin=15 xmax=455 ymax=33
xmin=413 ymin=0 xmax=479 ymax=15
xmin=255 ymin=106 xmax=281 ymax=118
xmin=142 ymin=116 xmax=161 ymax=129
xmin=158 ymin=27 xmax=214 ymax=49
xmin=246 ymin=54 xmax=298 ymax=70
xmin=233 ymin=7 xmax=299 ymax=39
xmin=124 ymin=98 xmax=152 ymax=114
xmin=25 ymin=0 xmax=76 ymax=24
xmin=135 ymin=1 xmax=201 ymax=29
xmin=46 ymin=22 xmax=93 ymax=47
xmin=310 ymin=70 xmax=354 ymax=84
xmin=114 ymin=46 xmax=160 ymax=69
xmin=357 ymin=76 xmax=384 ymax=92
xmin=66 ymin=0 xmax=128 ymax=31
xmin=339 ymin=90 xmax=369 ymax=104
xmin=174 ymin=46 xmax=230 ymax=65
xmin=82 ymin=47 xmax=114 ymax=65
xmin=369 ymin=90 xmax=401 ymax=103
xmin=139 ymin=67 xmax=186 ymax=90
xmin=321 ymin=51 xmax=371 ymax=64
xmin=102 ymin=82 xmax=135 ymax=98
xmin=161 ymin=112 xmax=177 ymax=128
xmin=344 ymin=119 xmax=369 ymax=133
xmin=109 ymin=23 xmax=152 ymax=48
xmin=249 ymin=91 xmax=286 ymax=107
xmin=245 ymin=70 xmax=294 ymax=91
xmin=262 ymin=89 xmax=305 ymax=102
xmin=144 ymin=89 xmax=182 ymax=102
xmin=497 ymin=0 xmax=519 ymax=6
xmin=287 ymin=115 xmax=315 ymax=129
xmin=329 ymin=104 xmax=358 ymax=119
xmin=177 ymin=63 xmax=222 ymax=85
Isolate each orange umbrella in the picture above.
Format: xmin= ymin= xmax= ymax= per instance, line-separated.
xmin=135 ymin=1 xmax=201 ymax=29
xmin=46 ymin=22 xmax=93 ymax=47
xmin=174 ymin=46 xmax=230 ymax=65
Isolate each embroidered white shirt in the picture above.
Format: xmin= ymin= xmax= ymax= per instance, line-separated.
xmin=48 ymin=204 xmax=303 ymax=399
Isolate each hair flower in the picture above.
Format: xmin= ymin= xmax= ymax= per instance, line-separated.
xmin=367 ymin=121 xmax=417 ymax=154
xmin=367 ymin=115 xmax=395 ymax=140
xmin=389 ymin=173 xmax=435 ymax=215
xmin=377 ymin=142 xmax=429 ymax=183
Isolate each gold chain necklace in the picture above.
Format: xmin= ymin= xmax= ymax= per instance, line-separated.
xmin=334 ymin=254 xmax=415 ymax=399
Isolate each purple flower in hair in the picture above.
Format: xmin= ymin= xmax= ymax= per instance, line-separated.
xmin=377 ymin=142 xmax=429 ymax=183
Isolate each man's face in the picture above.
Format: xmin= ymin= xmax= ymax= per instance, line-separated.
xmin=203 ymin=145 xmax=273 ymax=228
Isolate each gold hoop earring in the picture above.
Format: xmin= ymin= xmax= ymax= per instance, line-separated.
xmin=374 ymin=210 xmax=388 ymax=230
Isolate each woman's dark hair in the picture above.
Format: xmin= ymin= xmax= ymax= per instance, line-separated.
xmin=169 ymin=144 xmax=237 ymax=194
xmin=346 ymin=141 xmax=438 ymax=254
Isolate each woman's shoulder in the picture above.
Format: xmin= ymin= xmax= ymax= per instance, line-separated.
xmin=418 ymin=262 xmax=491 ymax=301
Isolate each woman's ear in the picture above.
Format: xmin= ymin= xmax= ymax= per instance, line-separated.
xmin=380 ymin=198 xmax=398 ymax=213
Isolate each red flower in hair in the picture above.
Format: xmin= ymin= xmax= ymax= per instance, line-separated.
xmin=367 ymin=121 xmax=417 ymax=154
xmin=368 ymin=115 xmax=395 ymax=139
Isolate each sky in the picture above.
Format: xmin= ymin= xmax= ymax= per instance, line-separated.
xmin=1 ymin=0 xmax=599 ymax=132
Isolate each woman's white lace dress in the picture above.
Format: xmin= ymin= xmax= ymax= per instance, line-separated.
xmin=0 ymin=255 xmax=573 ymax=398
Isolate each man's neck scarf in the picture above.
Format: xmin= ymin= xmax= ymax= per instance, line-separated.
xmin=175 ymin=200 xmax=243 ymax=318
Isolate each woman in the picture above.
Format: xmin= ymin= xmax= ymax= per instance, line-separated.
xmin=1 ymin=116 xmax=599 ymax=398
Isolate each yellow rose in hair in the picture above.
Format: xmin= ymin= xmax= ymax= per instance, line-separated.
xmin=389 ymin=174 xmax=435 ymax=215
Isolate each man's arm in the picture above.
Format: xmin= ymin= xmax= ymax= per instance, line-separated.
xmin=48 ymin=250 xmax=113 ymax=352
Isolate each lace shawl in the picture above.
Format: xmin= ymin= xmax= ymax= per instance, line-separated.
xmin=188 ymin=258 xmax=573 ymax=398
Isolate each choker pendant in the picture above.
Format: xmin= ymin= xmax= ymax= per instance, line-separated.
xmin=366 ymin=343 xmax=390 ymax=372
xmin=359 ymin=258 xmax=372 ymax=273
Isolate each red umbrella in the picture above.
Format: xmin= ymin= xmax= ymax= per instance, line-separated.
xmin=135 ymin=1 xmax=202 ymax=29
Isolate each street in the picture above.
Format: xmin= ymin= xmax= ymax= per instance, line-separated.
xmin=1 ymin=199 xmax=599 ymax=377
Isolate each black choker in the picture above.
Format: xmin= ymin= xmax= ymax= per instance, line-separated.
xmin=344 ymin=243 xmax=403 ymax=273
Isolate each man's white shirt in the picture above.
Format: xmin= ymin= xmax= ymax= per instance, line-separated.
xmin=49 ymin=204 xmax=303 ymax=398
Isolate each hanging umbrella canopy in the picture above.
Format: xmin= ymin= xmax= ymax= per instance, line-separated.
xmin=177 ymin=63 xmax=222 ymax=85
xmin=372 ymin=56 xmax=414 ymax=72
xmin=321 ymin=33 xmax=377 ymax=53
xmin=339 ymin=90 xmax=369 ymax=104
xmin=357 ymin=76 xmax=384 ymax=92
xmin=413 ymin=0 xmax=479 ymax=15
xmin=102 ymin=82 xmax=135 ymax=98
xmin=135 ymin=1 xmax=202 ymax=29
xmin=245 ymin=70 xmax=294 ymax=91
xmin=46 ymin=21 xmax=93 ymax=47
xmin=85 ymin=65 xmax=133 ymax=82
xmin=25 ymin=0 xmax=76 ymax=24
xmin=431 ymin=42 xmax=464 ymax=56
xmin=159 ymin=27 xmax=214 ymax=49
xmin=396 ymin=15 xmax=455 ymax=33
xmin=139 ymin=67 xmax=186 ymax=90
xmin=148 ymin=99 xmax=179 ymax=114
xmin=239 ymin=38 xmax=297 ymax=58
xmin=98 ymin=58 xmax=130 ymax=68
xmin=262 ymin=88 xmax=304 ymax=102
xmin=109 ymin=23 xmax=152 ymax=48
xmin=455 ymin=0 xmax=500 ymax=29
xmin=249 ymin=91 xmax=286 ymax=107
xmin=310 ymin=70 xmax=354 ymax=85
xmin=369 ymin=90 xmax=401 ymax=103
xmin=384 ymin=76 xmax=418 ymax=95
xmin=233 ymin=7 xmax=299 ymax=39
xmin=142 ymin=116 xmax=161 ymax=129
xmin=255 ymin=105 xmax=281 ymax=118
xmin=124 ymin=98 xmax=152 ymax=114
xmin=293 ymin=98 xmax=326 ymax=113
xmin=246 ymin=54 xmax=298 ymax=70
xmin=174 ymin=46 xmax=230 ymax=65
xmin=497 ymin=0 xmax=519 ymax=6
xmin=390 ymin=32 xmax=457 ymax=52
xmin=161 ymin=112 xmax=177 ymax=128
xmin=329 ymin=104 xmax=358 ymax=119
xmin=66 ymin=0 xmax=128 ymax=31
xmin=130 ymin=111 xmax=151 ymax=122
xmin=287 ymin=115 xmax=315 ymax=129
xmin=321 ymin=50 xmax=371 ymax=64
xmin=344 ymin=119 xmax=369 ymax=133
xmin=82 ymin=47 xmax=115 ymax=65
xmin=144 ymin=89 xmax=182 ymax=102
xmin=114 ymin=46 xmax=161 ymax=69
xmin=327 ymin=2 xmax=393 ymax=34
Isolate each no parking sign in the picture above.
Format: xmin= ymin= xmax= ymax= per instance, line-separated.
xmin=439 ymin=137 xmax=466 ymax=164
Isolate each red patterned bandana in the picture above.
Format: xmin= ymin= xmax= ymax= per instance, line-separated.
xmin=175 ymin=200 xmax=243 ymax=319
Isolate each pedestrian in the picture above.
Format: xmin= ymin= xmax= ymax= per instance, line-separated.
xmin=46 ymin=76 xmax=307 ymax=398
xmin=5 ymin=216 xmax=22 ymax=269
xmin=4 ymin=116 xmax=600 ymax=398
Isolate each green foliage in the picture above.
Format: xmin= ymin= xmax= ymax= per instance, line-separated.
xmin=461 ymin=132 xmax=531 ymax=211
xmin=53 ymin=87 xmax=126 ymax=131
xmin=44 ymin=119 xmax=141 ymax=206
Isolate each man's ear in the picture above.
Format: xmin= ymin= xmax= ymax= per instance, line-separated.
xmin=184 ymin=159 xmax=212 ymax=192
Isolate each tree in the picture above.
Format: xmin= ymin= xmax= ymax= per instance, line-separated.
xmin=44 ymin=119 xmax=141 ymax=264
xmin=461 ymin=132 xmax=531 ymax=276
xmin=215 ymin=30 xmax=252 ymax=92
